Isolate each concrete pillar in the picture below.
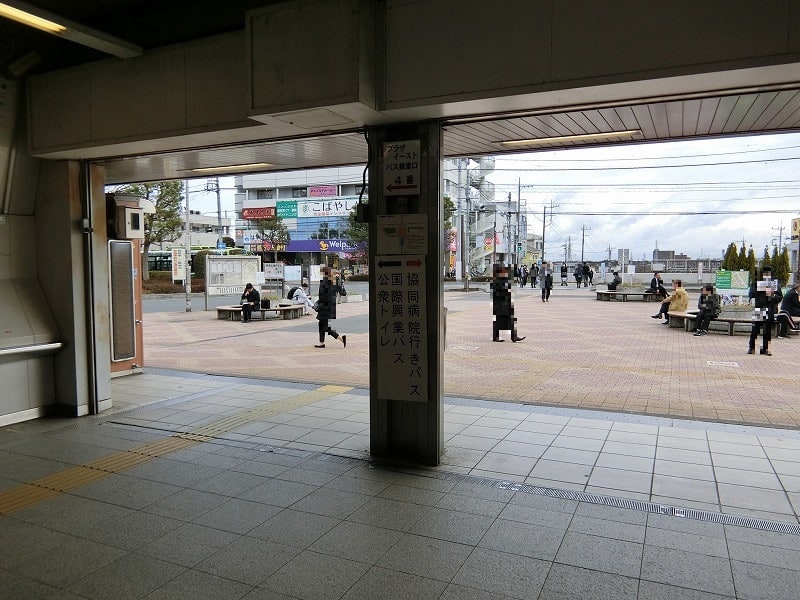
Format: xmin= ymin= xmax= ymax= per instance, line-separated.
xmin=368 ymin=122 xmax=444 ymax=465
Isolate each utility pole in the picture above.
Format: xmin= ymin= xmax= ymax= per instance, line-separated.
xmin=461 ymin=159 xmax=471 ymax=291
xmin=517 ymin=179 xmax=522 ymax=267
xmin=184 ymin=180 xmax=192 ymax=312
xmin=214 ymin=177 xmax=222 ymax=248
xmin=506 ymin=192 xmax=513 ymax=266
xmin=772 ymin=223 xmax=785 ymax=250
xmin=541 ymin=205 xmax=546 ymax=262
xmin=580 ymin=224 xmax=590 ymax=263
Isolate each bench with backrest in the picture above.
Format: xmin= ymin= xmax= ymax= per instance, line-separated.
xmin=596 ymin=289 xmax=659 ymax=302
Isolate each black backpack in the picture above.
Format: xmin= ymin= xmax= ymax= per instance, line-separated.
xmin=286 ymin=286 xmax=299 ymax=299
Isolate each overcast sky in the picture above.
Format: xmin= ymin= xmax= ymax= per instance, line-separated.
xmin=184 ymin=131 xmax=800 ymax=262
xmin=487 ymin=131 xmax=800 ymax=263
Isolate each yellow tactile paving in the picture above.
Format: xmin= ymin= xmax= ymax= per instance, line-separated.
xmin=0 ymin=383 xmax=351 ymax=515
xmin=0 ymin=485 xmax=61 ymax=514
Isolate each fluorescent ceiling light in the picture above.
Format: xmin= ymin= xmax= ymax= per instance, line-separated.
xmin=0 ymin=2 xmax=64 ymax=32
xmin=498 ymin=130 xmax=642 ymax=147
xmin=188 ymin=163 xmax=273 ymax=174
xmin=0 ymin=1 xmax=142 ymax=58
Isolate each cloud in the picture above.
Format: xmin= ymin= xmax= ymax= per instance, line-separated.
xmin=489 ymin=132 xmax=800 ymax=261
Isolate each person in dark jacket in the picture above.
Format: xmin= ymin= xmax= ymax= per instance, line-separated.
xmin=582 ymin=263 xmax=591 ymax=287
xmin=315 ymin=266 xmax=346 ymax=348
xmin=607 ymin=271 xmax=622 ymax=291
xmin=573 ymin=264 xmax=582 ymax=288
xmin=748 ymin=266 xmax=782 ymax=355
xmin=648 ymin=272 xmax=668 ymax=300
xmin=491 ymin=263 xmax=525 ymax=342
xmin=693 ymin=284 xmax=721 ymax=336
xmin=778 ymin=282 xmax=800 ymax=338
xmin=540 ymin=262 xmax=554 ymax=301
xmin=240 ymin=283 xmax=260 ymax=323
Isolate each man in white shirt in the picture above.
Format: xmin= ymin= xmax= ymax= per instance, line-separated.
xmin=292 ymin=282 xmax=315 ymax=315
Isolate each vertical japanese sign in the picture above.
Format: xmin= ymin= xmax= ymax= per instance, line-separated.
xmin=375 ymin=255 xmax=427 ymax=403
xmin=171 ymin=248 xmax=186 ymax=282
xmin=383 ymin=140 xmax=420 ymax=196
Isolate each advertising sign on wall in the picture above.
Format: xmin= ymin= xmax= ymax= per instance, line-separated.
xmin=242 ymin=207 xmax=276 ymax=219
xmin=276 ymin=201 xmax=298 ymax=218
xmin=297 ymin=197 xmax=360 ymax=218
xmin=308 ymin=185 xmax=337 ymax=197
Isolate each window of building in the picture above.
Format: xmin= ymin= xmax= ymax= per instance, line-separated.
xmin=256 ymin=189 xmax=274 ymax=200
xmin=291 ymin=188 xmax=306 ymax=198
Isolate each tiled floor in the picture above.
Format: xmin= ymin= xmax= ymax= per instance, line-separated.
xmin=1 ymin=370 xmax=798 ymax=599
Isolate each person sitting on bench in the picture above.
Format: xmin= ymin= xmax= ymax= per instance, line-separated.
xmin=240 ymin=283 xmax=260 ymax=323
xmin=607 ymin=271 xmax=622 ymax=291
xmin=693 ymin=284 xmax=721 ymax=336
xmin=652 ymin=279 xmax=688 ymax=324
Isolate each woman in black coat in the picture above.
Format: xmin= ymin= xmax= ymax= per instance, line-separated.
xmin=315 ymin=266 xmax=347 ymax=348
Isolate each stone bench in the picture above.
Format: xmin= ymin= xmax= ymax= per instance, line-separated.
xmin=216 ymin=304 xmax=305 ymax=321
xmin=667 ymin=311 xmax=798 ymax=336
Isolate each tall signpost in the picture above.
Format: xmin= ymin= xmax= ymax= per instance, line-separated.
xmin=369 ymin=123 xmax=443 ymax=465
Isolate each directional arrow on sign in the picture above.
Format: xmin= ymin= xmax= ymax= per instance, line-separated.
xmin=378 ymin=260 xmax=402 ymax=268
xmin=405 ymin=259 xmax=422 ymax=267
xmin=386 ymin=183 xmax=418 ymax=192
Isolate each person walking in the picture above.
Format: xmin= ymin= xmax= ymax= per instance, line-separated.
xmin=573 ymin=264 xmax=582 ymax=288
xmin=540 ymin=262 xmax=554 ymax=302
xmin=530 ymin=264 xmax=539 ymax=288
xmin=560 ymin=263 xmax=568 ymax=286
xmin=315 ymin=266 xmax=347 ymax=348
xmin=582 ymin=263 xmax=591 ymax=287
xmin=491 ymin=263 xmax=525 ymax=342
xmin=519 ymin=264 xmax=528 ymax=288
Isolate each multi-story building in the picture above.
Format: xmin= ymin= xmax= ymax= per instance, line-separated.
xmin=234 ymin=167 xmax=366 ymax=270
xmin=151 ymin=210 xmax=234 ymax=250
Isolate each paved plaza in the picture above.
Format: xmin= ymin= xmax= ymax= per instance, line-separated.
xmin=144 ymin=284 xmax=800 ymax=428
xmin=1 ymin=284 xmax=799 ymax=599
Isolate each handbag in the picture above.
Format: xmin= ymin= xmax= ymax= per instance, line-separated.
xmin=312 ymin=300 xmax=320 ymax=312
xmin=339 ymin=283 xmax=347 ymax=296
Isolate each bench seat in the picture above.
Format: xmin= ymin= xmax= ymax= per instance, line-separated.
xmin=216 ymin=304 xmax=305 ymax=321
xmin=666 ymin=311 xmax=798 ymax=336
xmin=596 ymin=290 xmax=659 ymax=302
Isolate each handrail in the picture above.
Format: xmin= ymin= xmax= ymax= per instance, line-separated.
xmin=0 ymin=342 xmax=64 ymax=358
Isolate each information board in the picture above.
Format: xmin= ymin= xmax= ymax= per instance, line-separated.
xmin=205 ymin=256 xmax=261 ymax=296
xmin=374 ymin=255 xmax=427 ymax=403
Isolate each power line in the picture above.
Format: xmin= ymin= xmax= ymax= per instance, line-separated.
xmin=555 ymin=209 xmax=799 ymax=216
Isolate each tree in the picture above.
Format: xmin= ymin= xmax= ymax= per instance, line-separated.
xmin=762 ymin=245 xmax=772 ymax=270
xmin=111 ymin=181 xmax=183 ymax=280
xmin=343 ymin=206 xmax=369 ymax=265
xmin=721 ymin=242 xmax=738 ymax=271
xmin=257 ymin=215 xmax=290 ymax=262
xmin=443 ymin=196 xmax=456 ymax=230
xmin=775 ymin=245 xmax=790 ymax=286
xmin=738 ymin=243 xmax=748 ymax=270
xmin=746 ymin=246 xmax=756 ymax=274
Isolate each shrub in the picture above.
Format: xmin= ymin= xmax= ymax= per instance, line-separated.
xmin=192 ymin=250 xmax=213 ymax=280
